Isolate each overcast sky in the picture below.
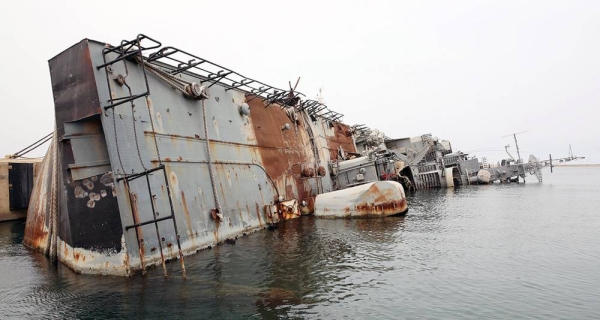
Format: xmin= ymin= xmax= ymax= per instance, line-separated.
xmin=1 ymin=0 xmax=598 ymax=164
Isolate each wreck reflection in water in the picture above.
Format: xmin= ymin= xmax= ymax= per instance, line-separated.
xmin=1 ymin=167 xmax=600 ymax=319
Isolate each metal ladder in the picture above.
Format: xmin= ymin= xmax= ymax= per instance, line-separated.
xmin=119 ymin=165 xmax=186 ymax=278
xmin=97 ymin=34 xmax=186 ymax=278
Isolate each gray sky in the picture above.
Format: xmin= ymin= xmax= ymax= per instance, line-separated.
xmin=1 ymin=0 xmax=598 ymax=163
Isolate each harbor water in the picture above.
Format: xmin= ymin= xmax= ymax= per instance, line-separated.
xmin=1 ymin=167 xmax=599 ymax=319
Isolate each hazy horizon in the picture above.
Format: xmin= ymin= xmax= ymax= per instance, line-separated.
xmin=1 ymin=0 xmax=598 ymax=164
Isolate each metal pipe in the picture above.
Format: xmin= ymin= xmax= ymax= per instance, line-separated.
xmin=124 ymin=214 xmax=174 ymax=230
xmin=117 ymin=165 xmax=165 ymax=182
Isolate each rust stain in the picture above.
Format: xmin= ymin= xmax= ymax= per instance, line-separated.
xmin=181 ymin=191 xmax=193 ymax=237
xmin=166 ymin=241 xmax=174 ymax=258
xmin=368 ymin=184 xmax=385 ymax=202
xmin=128 ymin=189 xmax=145 ymax=265
xmin=255 ymin=202 xmax=263 ymax=226
xmin=317 ymin=166 xmax=326 ymax=177
xmin=285 ymin=185 xmax=294 ymax=200
xmin=246 ymin=95 xmax=357 ymax=217
xmin=23 ymin=152 xmax=53 ymax=251
xmin=324 ymin=121 xmax=356 ymax=161
xmin=301 ymin=167 xmax=315 ymax=177
xmin=247 ymin=97 xmax=310 ymax=212
xmin=355 ymin=198 xmax=408 ymax=216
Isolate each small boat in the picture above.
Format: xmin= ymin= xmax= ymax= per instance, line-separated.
xmin=314 ymin=181 xmax=407 ymax=218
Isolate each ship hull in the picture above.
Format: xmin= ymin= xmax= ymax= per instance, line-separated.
xmin=24 ymin=36 xmax=356 ymax=276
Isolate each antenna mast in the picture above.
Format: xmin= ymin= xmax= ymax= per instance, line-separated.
xmin=569 ymin=144 xmax=573 ymax=158
xmin=501 ymin=130 xmax=528 ymax=163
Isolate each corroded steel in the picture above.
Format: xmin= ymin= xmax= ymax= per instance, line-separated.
xmin=23 ymin=144 xmax=54 ymax=252
xmin=24 ymin=35 xmax=359 ymax=276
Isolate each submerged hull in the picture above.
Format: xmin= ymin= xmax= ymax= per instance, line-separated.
xmin=24 ymin=35 xmax=357 ymax=276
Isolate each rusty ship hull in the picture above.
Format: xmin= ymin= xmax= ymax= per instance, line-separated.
xmin=24 ymin=35 xmax=357 ymax=276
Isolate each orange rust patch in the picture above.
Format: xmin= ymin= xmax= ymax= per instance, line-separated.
xmin=324 ymin=122 xmax=356 ymax=160
xmin=355 ymin=198 xmax=408 ymax=216
xmin=246 ymin=95 xmax=356 ymax=218
xmin=247 ymin=97 xmax=308 ymax=208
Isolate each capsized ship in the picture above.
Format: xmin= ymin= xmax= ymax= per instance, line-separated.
xmin=335 ymin=127 xmax=584 ymax=190
xmin=23 ymin=34 xmax=407 ymax=276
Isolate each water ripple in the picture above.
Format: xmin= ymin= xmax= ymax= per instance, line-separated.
xmin=1 ymin=168 xmax=600 ymax=318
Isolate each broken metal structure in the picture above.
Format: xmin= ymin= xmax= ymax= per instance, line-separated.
xmin=475 ymin=136 xmax=586 ymax=184
xmin=330 ymin=127 xmax=475 ymax=191
xmin=332 ymin=125 xmax=585 ymax=190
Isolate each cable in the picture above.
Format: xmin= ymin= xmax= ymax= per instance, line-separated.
xmin=202 ymin=99 xmax=223 ymax=221
xmin=8 ymin=132 xmax=53 ymax=158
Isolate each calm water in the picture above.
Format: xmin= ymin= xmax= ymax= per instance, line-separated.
xmin=1 ymin=167 xmax=599 ymax=319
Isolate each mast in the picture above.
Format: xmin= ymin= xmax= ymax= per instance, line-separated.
xmin=501 ymin=130 xmax=528 ymax=163
xmin=514 ymin=133 xmax=521 ymax=163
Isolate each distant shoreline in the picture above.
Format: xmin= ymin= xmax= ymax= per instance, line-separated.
xmin=553 ymin=164 xmax=600 ymax=167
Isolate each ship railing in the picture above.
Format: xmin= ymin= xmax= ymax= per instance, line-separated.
xmin=98 ymin=34 xmax=344 ymax=122
xmin=296 ymin=99 xmax=344 ymax=122
xmin=96 ymin=34 xmax=162 ymax=110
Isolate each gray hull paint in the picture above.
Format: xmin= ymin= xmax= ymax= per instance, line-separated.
xmin=24 ymin=36 xmax=357 ymax=276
